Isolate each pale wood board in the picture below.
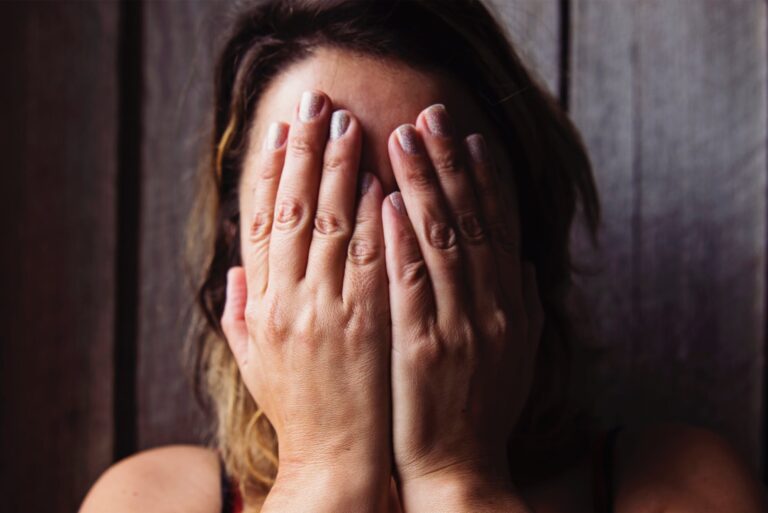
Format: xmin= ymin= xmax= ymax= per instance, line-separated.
xmin=489 ymin=0 xmax=561 ymax=96
xmin=137 ymin=0 xmax=229 ymax=449
xmin=570 ymin=0 xmax=766 ymax=470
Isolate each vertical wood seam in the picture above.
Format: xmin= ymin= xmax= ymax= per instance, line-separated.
xmin=114 ymin=0 xmax=143 ymax=462
xmin=629 ymin=11 xmax=641 ymax=395
xmin=762 ymin=0 xmax=768 ymax=483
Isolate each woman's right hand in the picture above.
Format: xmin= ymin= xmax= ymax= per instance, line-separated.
xmin=220 ymin=90 xmax=392 ymax=512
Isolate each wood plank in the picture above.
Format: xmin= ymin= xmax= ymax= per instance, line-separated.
xmin=489 ymin=0 xmax=561 ymax=96
xmin=137 ymin=2 xmax=225 ymax=449
xmin=570 ymin=0 xmax=766 ymax=469
xmin=0 ymin=1 xmax=119 ymax=510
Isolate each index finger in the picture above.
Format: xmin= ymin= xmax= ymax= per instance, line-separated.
xmin=242 ymin=120 xmax=289 ymax=300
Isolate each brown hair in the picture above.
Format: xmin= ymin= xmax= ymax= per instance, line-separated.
xmin=186 ymin=0 xmax=601 ymax=509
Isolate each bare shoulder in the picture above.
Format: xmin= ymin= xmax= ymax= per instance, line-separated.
xmin=79 ymin=445 xmax=223 ymax=513
xmin=615 ymin=422 xmax=767 ymax=513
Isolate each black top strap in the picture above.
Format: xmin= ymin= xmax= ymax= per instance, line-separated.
xmin=219 ymin=456 xmax=235 ymax=513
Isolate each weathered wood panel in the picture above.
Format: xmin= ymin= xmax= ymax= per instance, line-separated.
xmin=137 ymin=1 xmax=226 ymax=449
xmin=0 ymin=1 xmax=119 ymax=511
xmin=490 ymin=0 xmax=561 ymax=96
xmin=570 ymin=0 xmax=766 ymax=469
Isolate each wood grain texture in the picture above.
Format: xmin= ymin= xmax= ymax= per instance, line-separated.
xmin=0 ymin=1 xmax=119 ymax=511
xmin=488 ymin=0 xmax=560 ymax=96
xmin=570 ymin=0 xmax=766 ymax=469
xmin=137 ymin=1 xmax=227 ymax=449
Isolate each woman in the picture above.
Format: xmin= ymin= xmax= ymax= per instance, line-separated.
xmin=80 ymin=0 xmax=766 ymax=512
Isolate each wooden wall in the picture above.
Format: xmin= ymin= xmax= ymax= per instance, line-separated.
xmin=0 ymin=1 xmax=764 ymax=511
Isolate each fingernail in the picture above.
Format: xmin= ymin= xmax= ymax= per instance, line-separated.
xmin=466 ymin=133 xmax=488 ymax=163
xmin=264 ymin=122 xmax=288 ymax=150
xmin=396 ymin=124 xmax=421 ymax=155
xmin=389 ymin=191 xmax=406 ymax=215
xmin=330 ymin=110 xmax=350 ymax=140
xmin=424 ymin=104 xmax=451 ymax=137
xmin=359 ymin=172 xmax=373 ymax=195
xmin=299 ymin=90 xmax=324 ymax=121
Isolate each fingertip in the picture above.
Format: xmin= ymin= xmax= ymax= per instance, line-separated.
xmin=465 ymin=133 xmax=489 ymax=165
xmin=226 ymin=266 xmax=247 ymax=306
xmin=360 ymin=171 xmax=381 ymax=198
xmin=227 ymin=266 xmax=245 ymax=286
xmin=263 ymin=121 xmax=290 ymax=152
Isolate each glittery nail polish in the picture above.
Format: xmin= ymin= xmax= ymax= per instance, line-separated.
xmin=330 ymin=110 xmax=350 ymax=140
xmin=466 ymin=133 xmax=488 ymax=163
xmin=299 ymin=90 xmax=324 ymax=121
xmin=264 ymin=122 xmax=288 ymax=150
xmin=389 ymin=191 xmax=406 ymax=215
xmin=396 ymin=124 xmax=421 ymax=155
xmin=359 ymin=172 xmax=373 ymax=195
xmin=424 ymin=104 xmax=451 ymax=137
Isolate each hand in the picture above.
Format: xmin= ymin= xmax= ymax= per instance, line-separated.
xmin=381 ymin=104 xmax=544 ymax=511
xmin=221 ymin=90 xmax=391 ymax=512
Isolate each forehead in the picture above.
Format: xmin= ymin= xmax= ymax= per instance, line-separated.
xmin=248 ymin=46 xmax=505 ymax=193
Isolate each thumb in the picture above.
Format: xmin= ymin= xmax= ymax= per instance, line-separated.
xmin=221 ymin=266 xmax=249 ymax=366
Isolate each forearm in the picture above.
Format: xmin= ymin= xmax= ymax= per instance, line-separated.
xmin=261 ymin=462 xmax=390 ymax=513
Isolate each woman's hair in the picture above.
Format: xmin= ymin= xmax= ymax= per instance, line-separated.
xmin=186 ymin=0 xmax=601 ymax=509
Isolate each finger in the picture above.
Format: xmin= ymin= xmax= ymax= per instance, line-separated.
xmin=243 ymin=121 xmax=289 ymax=299
xmin=382 ymin=191 xmax=436 ymax=336
xmin=221 ymin=266 xmax=249 ymax=367
xmin=305 ymin=110 xmax=362 ymax=295
xmin=387 ymin=123 xmax=464 ymax=321
xmin=465 ymin=132 xmax=523 ymax=310
xmin=268 ymin=89 xmax=331 ymax=293
xmin=415 ymin=104 xmax=498 ymax=315
xmin=342 ymin=173 xmax=387 ymax=307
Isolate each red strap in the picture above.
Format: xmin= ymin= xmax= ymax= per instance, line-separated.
xmin=230 ymin=477 xmax=244 ymax=513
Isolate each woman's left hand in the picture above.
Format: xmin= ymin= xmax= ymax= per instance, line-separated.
xmin=381 ymin=104 xmax=544 ymax=512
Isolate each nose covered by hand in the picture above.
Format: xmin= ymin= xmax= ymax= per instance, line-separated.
xmin=221 ymin=89 xmax=544 ymax=512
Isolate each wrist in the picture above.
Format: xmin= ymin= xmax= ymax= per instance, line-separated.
xmin=263 ymin=458 xmax=391 ymax=513
xmin=398 ymin=463 xmax=532 ymax=513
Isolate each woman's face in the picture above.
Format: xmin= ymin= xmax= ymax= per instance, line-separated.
xmin=240 ymin=46 xmax=516 ymax=239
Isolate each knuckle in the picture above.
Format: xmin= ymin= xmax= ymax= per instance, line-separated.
xmin=405 ymin=163 xmax=435 ymax=192
xmin=426 ymin=219 xmax=458 ymax=250
xmin=220 ymin=313 xmax=236 ymax=337
xmin=243 ymin=302 xmax=260 ymax=330
xmin=409 ymin=338 xmax=444 ymax=370
xmin=484 ymin=307 xmax=509 ymax=342
xmin=258 ymin=161 xmax=281 ymax=181
xmin=288 ymin=134 xmax=317 ymax=156
xmin=322 ymin=153 xmax=347 ymax=175
xmin=431 ymin=148 xmax=461 ymax=176
xmin=314 ymin=208 xmax=347 ymax=236
xmin=293 ymin=309 xmax=320 ymax=345
xmin=400 ymin=258 xmax=428 ymax=287
xmin=274 ymin=198 xmax=305 ymax=230
xmin=355 ymin=207 xmax=377 ymax=227
xmin=456 ymin=211 xmax=486 ymax=243
xmin=249 ymin=210 xmax=273 ymax=241
xmin=347 ymin=237 xmax=380 ymax=265
xmin=260 ymin=294 xmax=289 ymax=342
